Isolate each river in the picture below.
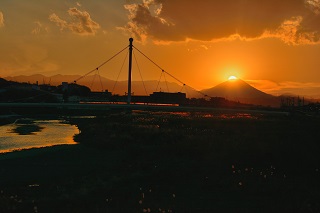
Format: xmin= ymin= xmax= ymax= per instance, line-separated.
xmin=0 ymin=118 xmax=79 ymax=153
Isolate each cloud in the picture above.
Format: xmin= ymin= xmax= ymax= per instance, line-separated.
xmin=119 ymin=2 xmax=170 ymax=42
xmin=0 ymin=11 xmax=4 ymax=27
xmin=247 ymin=79 xmax=320 ymax=97
xmin=31 ymin=21 xmax=49 ymax=35
xmin=0 ymin=43 xmax=60 ymax=76
xmin=305 ymin=0 xmax=320 ymax=14
xmin=122 ymin=0 xmax=320 ymax=44
xmin=49 ymin=7 xmax=100 ymax=36
xmin=263 ymin=16 xmax=320 ymax=45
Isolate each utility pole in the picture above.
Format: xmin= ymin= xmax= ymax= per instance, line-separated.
xmin=127 ymin=38 xmax=133 ymax=104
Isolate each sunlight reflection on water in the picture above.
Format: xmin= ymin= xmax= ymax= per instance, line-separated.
xmin=133 ymin=110 xmax=259 ymax=119
xmin=0 ymin=119 xmax=79 ymax=153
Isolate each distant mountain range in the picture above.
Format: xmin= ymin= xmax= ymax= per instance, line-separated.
xmin=3 ymin=74 xmax=198 ymax=97
xmin=3 ymin=74 xmax=303 ymax=107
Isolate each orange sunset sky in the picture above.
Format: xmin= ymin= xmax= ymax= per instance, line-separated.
xmin=1 ymin=0 xmax=320 ymax=97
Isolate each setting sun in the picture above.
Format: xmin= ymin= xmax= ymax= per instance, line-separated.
xmin=228 ymin=76 xmax=237 ymax=80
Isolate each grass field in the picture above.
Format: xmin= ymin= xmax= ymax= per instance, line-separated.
xmin=1 ymin=110 xmax=320 ymax=212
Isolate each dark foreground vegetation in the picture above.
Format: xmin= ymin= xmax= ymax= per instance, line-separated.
xmin=1 ymin=110 xmax=320 ymax=212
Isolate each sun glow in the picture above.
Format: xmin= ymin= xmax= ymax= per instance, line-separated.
xmin=228 ymin=76 xmax=237 ymax=80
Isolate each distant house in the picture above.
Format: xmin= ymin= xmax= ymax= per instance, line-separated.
xmin=150 ymin=92 xmax=186 ymax=104
xmin=90 ymin=90 xmax=112 ymax=98
xmin=81 ymin=90 xmax=112 ymax=102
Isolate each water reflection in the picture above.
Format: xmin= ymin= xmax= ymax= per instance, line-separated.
xmin=0 ymin=119 xmax=79 ymax=153
xmin=10 ymin=118 xmax=44 ymax=135
xmin=132 ymin=110 xmax=259 ymax=119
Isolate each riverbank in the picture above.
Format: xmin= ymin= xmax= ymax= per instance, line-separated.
xmin=0 ymin=116 xmax=19 ymax=126
xmin=1 ymin=111 xmax=320 ymax=212
xmin=0 ymin=144 xmax=126 ymax=212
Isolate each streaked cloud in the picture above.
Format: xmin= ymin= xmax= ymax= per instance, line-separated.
xmin=0 ymin=42 xmax=60 ymax=76
xmin=247 ymin=79 xmax=320 ymax=98
xmin=0 ymin=11 xmax=4 ymax=27
xmin=49 ymin=7 xmax=100 ymax=36
xmin=123 ymin=0 xmax=320 ymax=45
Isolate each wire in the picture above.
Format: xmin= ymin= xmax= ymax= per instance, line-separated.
xmin=97 ymin=69 xmax=104 ymax=92
xmin=133 ymin=50 xmax=148 ymax=96
xmin=73 ymin=45 xmax=129 ymax=84
xmin=163 ymin=72 xmax=170 ymax=92
xmin=112 ymin=51 xmax=128 ymax=94
xmin=180 ymin=84 xmax=186 ymax=93
xmin=156 ymin=71 xmax=163 ymax=92
xmin=90 ymin=71 xmax=97 ymax=89
xmin=133 ymin=45 xmax=211 ymax=99
xmin=185 ymin=85 xmax=190 ymax=97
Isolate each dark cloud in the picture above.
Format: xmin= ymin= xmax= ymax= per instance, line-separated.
xmin=49 ymin=7 xmax=100 ymax=36
xmin=122 ymin=0 xmax=320 ymax=44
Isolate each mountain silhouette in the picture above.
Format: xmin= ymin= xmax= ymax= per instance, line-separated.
xmin=201 ymin=79 xmax=280 ymax=107
xmin=4 ymin=74 xmax=283 ymax=106
xmin=3 ymin=74 xmax=196 ymax=96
